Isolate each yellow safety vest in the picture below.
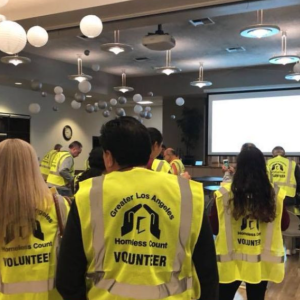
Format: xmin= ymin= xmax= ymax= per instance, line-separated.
xmin=40 ymin=150 xmax=58 ymax=180
xmin=76 ymin=168 xmax=204 ymax=300
xmin=151 ymin=159 xmax=171 ymax=173
xmin=215 ymin=184 xmax=285 ymax=284
xmin=170 ymin=159 xmax=185 ymax=175
xmin=267 ymin=156 xmax=297 ymax=197
xmin=47 ymin=152 xmax=74 ymax=187
xmin=0 ymin=195 xmax=69 ymax=300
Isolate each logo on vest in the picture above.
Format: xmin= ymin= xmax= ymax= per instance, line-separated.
xmin=270 ymin=162 xmax=286 ymax=179
xmin=237 ymin=216 xmax=261 ymax=246
xmin=4 ymin=220 xmax=44 ymax=245
xmin=121 ymin=204 xmax=161 ymax=239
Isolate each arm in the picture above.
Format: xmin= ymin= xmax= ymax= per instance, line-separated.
xmin=209 ymin=200 xmax=219 ymax=235
xmin=193 ymin=210 xmax=219 ymax=300
xmin=56 ymin=201 xmax=87 ymax=300
xmin=294 ymin=164 xmax=300 ymax=193
xmin=59 ymin=156 xmax=74 ymax=183
xmin=281 ymin=206 xmax=290 ymax=231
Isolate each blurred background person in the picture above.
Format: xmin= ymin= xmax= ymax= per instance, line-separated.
xmin=40 ymin=143 xmax=62 ymax=180
xmin=157 ymin=144 xmax=166 ymax=160
xmin=210 ymin=146 xmax=289 ymax=300
xmin=0 ymin=139 xmax=69 ymax=300
xmin=72 ymin=147 xmax=105 ymax=195
xmin=147 ymin=128 xmax=171 ymax=173
xmin=164 ymin=148 xmax=185 ymax=175
xmin=47 ymin=141 xmax=82 ymax=196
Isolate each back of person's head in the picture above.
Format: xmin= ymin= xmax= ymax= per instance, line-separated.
xmin=0 ymin=139 xmax=51 ymax=245
xmin=69 ymin=141 xmax=82 ymax=149
xmin=147 ymin=127 xmax=163 ymax=146
xmin=54 ymin=143 xmax=62 ymax=151
xmin=231 ymin=146 xmax=275 ymax=223
xmin=272 ymin=146 xmax=285 ymax=157
xmin=100 ymin=116 xmax=151 ymax=167
xmin=73 ymin=147 xmax=105 ymax=194
xmin=241 ymin=142 xmax=256 ymax=151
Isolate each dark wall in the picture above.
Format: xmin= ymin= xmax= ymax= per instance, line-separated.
xmin=163 ymin=95 xmax=207 ymax=162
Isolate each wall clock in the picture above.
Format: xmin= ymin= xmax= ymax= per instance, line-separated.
xmin=63 ymin=125 xmax=72 ymax=141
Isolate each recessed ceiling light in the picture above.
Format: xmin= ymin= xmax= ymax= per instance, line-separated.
xmin=15 ymin=82 xmax=22 ymax=85
xmin=86 ymin=95 xmax=92 ymax=98
xmin=240 ymin=10 xmax=280 ymax=39
xmin=138 ymin=101 xmax=153 ymax=104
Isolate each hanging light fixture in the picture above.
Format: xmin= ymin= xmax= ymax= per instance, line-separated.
xmin=68 ymin=56 xmax=92 ymax=82
xmin=1 ymin=54 xmax=31 ymax=66
xmin=154 ymin=50 xmax=181 ymax=75
xmin=285 ymin=62 xmax=300 ymax=82
xmin=100 ymin=30 xmax=133 ymax=55
xmin=269 ymin=32 xmax=299 ymax=65
xmin=114 ymin=71 xmax=134 ymax=93
xmin=240 ymin=10 xmax=280 ymax=39
xmin=190 ymin=63 xmax=212 ymax=88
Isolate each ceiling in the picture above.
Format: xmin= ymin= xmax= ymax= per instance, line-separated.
xmin=22 ymin=4 xmax=300 ymax=76
xmin=1 ymin=0 xmax=300 ymax=100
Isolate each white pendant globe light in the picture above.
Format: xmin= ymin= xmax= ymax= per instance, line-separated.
xmin=80 ymin=15 xmax=103 ymax=38
xmin=155 ymin=50 xmax=181 ymax=75
xmin=114 ymin=71 xmax=134 ymax=93
xmin=1 ymin=54 xmax=31 ymax=66
xmin=27 ymin=26 xmax=48 ymax=47
xmin=0 ymin=0 xmax=8 ymax=8
xmin=190 ymin=63 xmax=212 ymax=88
xmin=100 ymin=30 xmax=133 ymax=55
xmin=0 ymin=21 xmax=27 ymax=55
xmin=285 ymin=62 xmax=300 ymax=82
xmin=68 ymin=56 xmax=92 ymax=82
xmin=240 ymin=10 xmax=280 ymax=39
xmin=0 ymin=15 xmax=6 ymax=22
xmin=269 ymin=31 xmax=299 ymax=65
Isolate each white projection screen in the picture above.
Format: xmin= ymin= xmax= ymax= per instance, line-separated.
xmin=208 ymin=89 xmax=300 ymax=155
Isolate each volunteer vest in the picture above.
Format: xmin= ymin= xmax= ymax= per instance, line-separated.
xmin=47 ymin=152 xmax=74 ymax=187
xmin=0 ymin=196 xmax=69 ymax=300
xmin=215 ymin=184 xmax=285 ymax=284
xmin=267 ymin=156 xmax=297 ymax=197
xmin=40 ymin=150 xmax=58 ymax=180
xmin=151 ymin=159 xmax=171 ymax=173
xmin=170 ymin=159 xmax=185 ymax=175
xmin=76 ymin=168 xmax=204 ymax=300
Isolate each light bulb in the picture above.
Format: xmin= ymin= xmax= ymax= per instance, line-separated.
xmin=9 ymin=58 xmax=22 ymax=66
xmin=109 ymin=46 xmax=125 ymax=55
xmin=120 ymin=88 xmax=129 ymax=93
xmin=249 ymin=28 xmax=270 ymax=38
xmin=162 ymin=68 xmax=175 ymax=76
xmin=195 ymin=82 xmax=206 ymax=88
xmin=75 ymin=76 xmax=87 ymax=82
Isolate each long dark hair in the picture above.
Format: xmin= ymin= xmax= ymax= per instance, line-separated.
xmin=230 ymin=146 xmax=276 ymax=222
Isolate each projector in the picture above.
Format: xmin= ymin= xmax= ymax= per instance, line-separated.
xmin=142 ymin=25 xmax=176 ymax=51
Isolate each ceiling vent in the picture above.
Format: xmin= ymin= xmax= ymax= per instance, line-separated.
xmin=134 ymin=57 xmax=150 ymax=62
xmin=226 ymin=46 xmax=246 ymax=53
xmin=77 ymin=35 xmax=90 ymax=41
xmin=189 ymin=18 xmax=214 ymax=27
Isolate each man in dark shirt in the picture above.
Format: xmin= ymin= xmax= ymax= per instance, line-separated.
xmin=56 ymin=117 xmax=218 ymax=300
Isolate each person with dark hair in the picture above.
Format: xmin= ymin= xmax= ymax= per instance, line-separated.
xmin=47 ymin=140 xmax=82 ymax=196
xmin=57 ymin=116 xmax=219 ymax=300
xmin=164 ymin=148 xmax=185 ymax=175
xmin=72 ymin=147 xmax=105 ymax=194
xmin=40 ymin=143 xmax=63 ymax=180
xmin=147 ymin=127 xmax=171 ymax=172
xmin=267 ymin=146 xmax=300 ymax=206
xmin=222 ymin=142 xmax=256 ymax=183
xmin=210 ymin=146 xmax=290 ymax=300
xmin=157 ymin=144 xmax=167 ymax=160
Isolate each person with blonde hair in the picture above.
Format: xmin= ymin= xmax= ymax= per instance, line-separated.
xmin=0 ymin=139 xmax=69 ymax=300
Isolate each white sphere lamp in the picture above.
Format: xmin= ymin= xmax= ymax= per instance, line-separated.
xmin=80 ymin=15 xmax=103 ymax=38
xmin=27 ymin=26 xmax=48 ymax=47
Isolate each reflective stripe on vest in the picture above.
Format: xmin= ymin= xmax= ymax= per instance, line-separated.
xmin=217 ymin=187 xmax=284 ymax=264
xmin=49 ymin=153 xmax=72 ymax=176
xmin=87 ymin=176 xmax=193 ymax=299
xmin=156 ymin=161 xmax=164 ymax=172
xmin=0 ymin=277 xmax=54 ymax=294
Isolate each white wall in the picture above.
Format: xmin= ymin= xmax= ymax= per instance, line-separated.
xmin=0 ymin=86 xmax=162 ymax=170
